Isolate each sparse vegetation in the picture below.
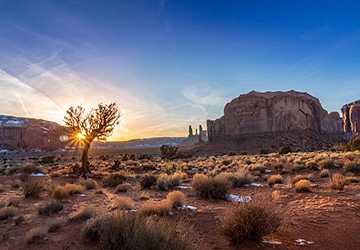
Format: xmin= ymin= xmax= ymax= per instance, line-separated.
xmin=82 ymin=212 xmax=191 ymax=250
xmin=140 ymin=175 xmax=157 ymax=189
xmin=25 ymin=227 xmax=48 ymax=244
xmin=111 ymin=196 xmax=135 ymax=210
xmin=0 ymin=206 xmax=17 ymax=220
xmin=38 ymin=200 xmax=64 ymax=216
xmin=330 ymin=174 xmax=346 ymax=190
xmin=294 ymin=179 xmax=311 ymax=192
xmin=160 ymin=145 xmax=178 ymax=159
xmin=223 ymin=202 xmax=281 ymax=245
xmin=103 ymin=173 xmax=127 ymax=187
xmin=23 ymin=179 xmax=44 ymax=198
xmin=279 ymin=145 xmax=292 ymax=155
xmin=267 ymin=174 xmax=284 ymax=186
xmin=69 ymin=206 xmax=97 ymax=223
xmin=192 ymin=174 xmax=230 ymax=199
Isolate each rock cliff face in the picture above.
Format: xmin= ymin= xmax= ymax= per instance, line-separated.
xmin=342 ymin=101 xmax=360 ymax=136
xmin=207 ymin=90 xmax=343 ymax=143
xmin=0 ymin=115 xmax=68 ymax=150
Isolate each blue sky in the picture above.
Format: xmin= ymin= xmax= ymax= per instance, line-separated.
xmin=1 ymin=0 xmax=360 ymax=140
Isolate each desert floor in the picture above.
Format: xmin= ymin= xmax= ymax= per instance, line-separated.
xmin=1 ymin=149 xmax=360 ymax=250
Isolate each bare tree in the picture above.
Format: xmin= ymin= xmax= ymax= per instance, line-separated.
xmin=64 ymin=103 xmax=120 ymax=176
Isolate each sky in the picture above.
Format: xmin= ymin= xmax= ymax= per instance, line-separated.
xmin=1 ymin=0 xmax=360 ymax=140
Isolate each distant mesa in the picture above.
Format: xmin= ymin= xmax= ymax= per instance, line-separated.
xmin=204 ymin=90 xmax=357 ymax=152
xmin=342 ymin=100 xmax=360 ymax=136
xmin=0 ymin=115 xmax=68 ymax=151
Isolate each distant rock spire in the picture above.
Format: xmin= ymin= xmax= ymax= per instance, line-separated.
xmin=199 ymin=125 xmax=203 ymax=143
xmin=188 ymin=125 xmax=193 ymax=137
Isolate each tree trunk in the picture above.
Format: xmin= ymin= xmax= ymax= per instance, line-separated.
xmin=81 ymin=142 xmax=92 ymax=177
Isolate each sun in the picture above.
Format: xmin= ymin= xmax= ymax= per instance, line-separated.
xmin=75 ymin=132 xmax=86 ymax=141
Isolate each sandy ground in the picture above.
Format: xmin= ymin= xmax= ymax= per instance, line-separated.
xmin=1 ymin=150 xmax=360 ymax=250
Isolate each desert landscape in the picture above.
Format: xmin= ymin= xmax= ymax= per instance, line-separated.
xmin=1 ymin=1 xmax=360 ymax=249
xmin=1 ymin=90 xmax=360 ymax=250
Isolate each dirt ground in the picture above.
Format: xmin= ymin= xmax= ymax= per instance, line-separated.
xmin=1 ymin=149 xmax=360 ymax=250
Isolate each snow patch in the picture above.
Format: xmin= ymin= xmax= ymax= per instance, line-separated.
xmin=31 ymin=173 xmax=47 ymax=177
xmin=295 ymin=239 xmax=314 ymax=245
xmin=227 ymin=194 xmax=252 ymax=203
xmin=262 ymin=239 xmax=282 ymax=245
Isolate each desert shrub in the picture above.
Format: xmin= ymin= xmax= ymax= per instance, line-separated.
xmin=111 ymin=197 xmax=135 ymax=211
xmin=103 ymin=173 xmax=127 ymax=187
xmin=80 ymin=179 xmax=97 ymax=190
xmin=166 ymin=191 xmax=185 ymax=208
xmin=220 ymin=170 xmax=253 ymax=188
xmin=160 ymin=145 xmax=178 ymax=159
xmin=25 ymin=227 xmax=48 ymax=244
xmin=38 ymin=200 xmax=64 ymax=216
xmin=294 ymin=180 xmax=311 ymax=192
xmin=63 ymin=183 xmax=85 ymax=195
xmin=279 ymin=146 xmax=292 ymax=155
xmin=344 ymin=162 xmax=360 ymax=175
xmin=330 ymin=174 xmax=346 ymax=190
xmin=156 ymin=173 xmax=185 ymax=191
xmin=52 ymin=185 xmax=70 ymax=200
xmin=69 ymin=206 xmax=97 ymax=223
xmin=138 ymin=200 xmax=171 ymax=217
xmin=192 ymin=174 xmax=230 ymax=199
xmin=0 ymin=206 xmax=17 ymax=220
xmin=82 ymin=212 xmax=191 ymax=250
xmin=23 ymin=179 xmax=44 ymax=198
xmin=5 ymin=197 xmax=20 ymax=207
xmin=0 ymin=184 xmax=6 ymax=193
xmin=38 ymin=155 xmax=56 ymax=164
xmin=223 ymin=202 xmax=281 ymax=245
xmin=319 ymin=160 xmax=337 ymax=169
xmin=140 ymin=175 xmax=157 ymax=189
xmin=47 ymin=219 xmax=64 ymax=232
xmin=115 ymin=183 xmax=132 ymax=193
xmin=291 ymin=175 xmax=309 ymax=185
xmin=345 ymin=176 xmax=360 ymax=184
xmin=267 ymin=175 xmax=283 ymax=186
xmin=320 ymin=169 xmax=330 ymax=178
xmin=343 ymin=138 xmax=360 ymax=151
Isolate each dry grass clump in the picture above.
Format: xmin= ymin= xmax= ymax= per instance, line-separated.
xmin=47 ymin=218 xmax=64 ymax=232
xmin=156 ymin=173 xmax=186 ymax=191
xmin=294 ymin=180 xmax=311 ymax=192
xmin=140 ymin=175 xmax=157 ymax=189
xmin=52 ymin=183 xmax=85 ymax=200
xmin=52 ymin=185 xmax=70 ymax=200
xmin=291 ymin=175 xmax=309 ymax=185
xmin=79 ymin=179 xmax=97 ymax=190
xmin=223 ymin=202 xmax=281 ymax=245
xmin=138 ymin=200 xmax=171 ymax=217
xmin=38 ymin=200 xmax=64 ymax=216
xmin=320 ymin=169 xmax=330 ymax=178
xmin=166 ymin=191 xmax=185 ymax=208
xmin=111 ymin=196 xmax=135 ymax=211
xmin=192 ymin=174 xmax=230 ymax=199
xmin=115 ymin=183 xmax=132 ymax=193
xmin=69 ymin=206 xmax=97 ymax=223
xmin=0 ymin=206 xmax=17 ymax=220
xmin=330 ymin=174 xmax=346 ymax=190
xmin=63 ymin=183 xmax=85 ymax=195
xmin=23 ymin=179 xmax=45 ymax=198
xmin=345 ymin=176 xmax=360 ymax=184
xmin=81 ymin=212 xmax=191 ymax=250
xmin=103 ymin=173 xmax=127 ymax=187
xmin=344 ymin=162 xmax=360 ymax=175
xmin=267 ymin=175 xmax=283 ymax=186
xmin=219 ymin=169 xmax=253 ymax=188
xmin=319 ymin=160 xmax=338 ymax=169
xmin=25 ymin=226 xmax=48 ymax=244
